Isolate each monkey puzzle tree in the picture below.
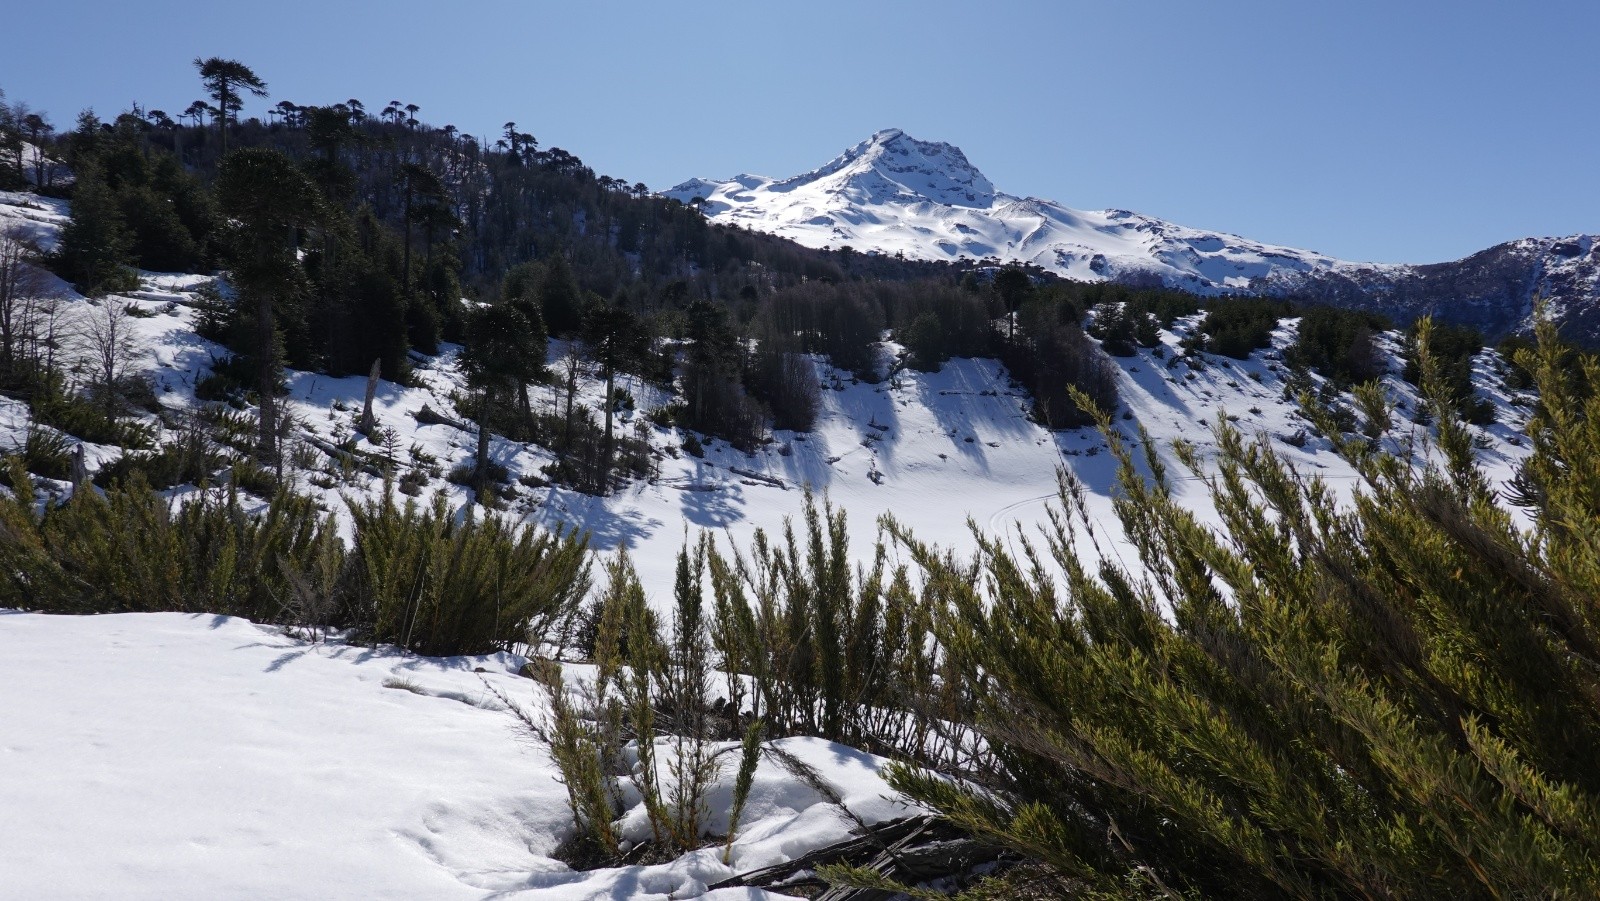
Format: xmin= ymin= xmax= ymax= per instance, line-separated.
xmin=194 ymin=57 xmax=268 ymax=158
xmin=458 ymin=301 xmax=544 ymax=496
xmin=215 ymin=148 xmax=321 ymax=460
xmin=398 ymin=162 xmax=445 ymax=300
xmin=992 ymin=264 xmax=1033 ymax=347
xmin=582 ymin=298 xmax=647 ymax=487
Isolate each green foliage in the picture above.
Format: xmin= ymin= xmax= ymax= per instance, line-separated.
xmin=30 ymin=370 xmax=155 ymax=448
xmin=864 ymin=317 xmax=1600 ymax=898
xmin=901 ymin=310 xmax=948 ymax=371
xmin=1403 ymin=319 xmax=1495 ymax=424
xmin=758 ymin=281 xmax=885 ymax=380
xmin=1006 ymin=298 xmax=1119 ymax=429
xmin=1284 ymin=304 xmax=1389 ymax=384
xmin=1192 ymin=297 xmax=1293 ymax=359
xmin=886 ymin=282 xmax=996 ymax=371
xmin=681 ymin=298 xmax=767 ymax=450
xmin=702 ymin=493 xmax=928 ymax=749
xmin=92 ymin=424 xmax=218 ymax=490
xmin=51 ymin=165 xmax=138 ymax=295
xmin=3 ymin=427 xmax=74 ymax=482
xmin=347 ymin=491 xmax=590 ymax=656
xmin=0 ymin=476 xmax=332 ymax=619
xmin=539 ymin=254 xmax=585 ymax=337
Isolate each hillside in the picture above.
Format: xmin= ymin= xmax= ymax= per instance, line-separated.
xmin=0 ymin=189 xmax=1534 ymax=595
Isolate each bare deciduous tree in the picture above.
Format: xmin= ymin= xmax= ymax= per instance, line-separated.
xmin=76 ymin=300 xmax=144 ymax=416
xmin=0 ymin=224 xmax=48 ymax=373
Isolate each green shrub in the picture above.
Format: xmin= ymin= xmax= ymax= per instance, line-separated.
xmin=0 ymin=473 xmax=333 ymax=620
xmin=347 ymin=491 xmax=590 ymax=656
xmin=1284 ymin=305 xmax=1390 ymax=384
xmin=5 ymin=427 xmax=75 ymax=482
xmin=1402 ymin=319 xmax=1488 ymax=422
xmin=861 ymin=317 xmax=1600 ymax=898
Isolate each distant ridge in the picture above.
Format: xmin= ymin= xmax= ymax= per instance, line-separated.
xmin=668 ymin=130 xmax=1600 ymax=343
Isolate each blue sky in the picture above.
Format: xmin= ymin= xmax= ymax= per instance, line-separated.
xmin=3 ymin=0 xmax=1594 ymax=263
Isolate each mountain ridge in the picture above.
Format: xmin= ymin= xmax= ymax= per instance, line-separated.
xmin=668 ymin=130 xmax=1600 ymax=343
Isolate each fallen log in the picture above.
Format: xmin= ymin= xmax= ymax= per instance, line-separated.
xmin=729 ymin=466 xmax=786 ymax=489
xmin=414 ymin=403 xmax=474 ymax=433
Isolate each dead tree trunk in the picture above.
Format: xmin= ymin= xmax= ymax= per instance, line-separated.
xmin=359 ymin=358 xmax=381 ymax=436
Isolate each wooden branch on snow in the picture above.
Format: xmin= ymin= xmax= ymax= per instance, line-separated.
xmin=729 ymin=466 xmax=786 ymax=489
xmin=413 ymin=403 xmax=474 ymax=433
xmin=708 ymin=814 xmax=1009 ymax=899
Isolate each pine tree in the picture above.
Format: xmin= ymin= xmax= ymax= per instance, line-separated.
xmin=582 ymin=298 xmax=646 ymax=488
xmin=539 ymin=254 xmax=584 ymax=337
xmin=459 ymin=301 xmax=543 ymax=495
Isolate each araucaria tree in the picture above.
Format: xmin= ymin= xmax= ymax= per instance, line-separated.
xmin=459 ymin=301 xmax=545 ymax=496
xmin=194 ymin=57 xmax=268 ymax=157
xmin=581 ymin=298 xmax=645 ymax=488
xmin=215 ymin=147 xmax=321 ymax=460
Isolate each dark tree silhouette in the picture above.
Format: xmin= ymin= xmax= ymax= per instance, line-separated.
xmin=582 ymin=299 xmax=647 ymax=485
xmin=194 ymin=57 xmax=268 ymax=157
xmin=215 ymin=148 xmax=321 ymax=460
xmin=459 ymin=301 xmax=545 ymax=495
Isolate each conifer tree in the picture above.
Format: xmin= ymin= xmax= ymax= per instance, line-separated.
xmin=538 ymin=254 xmax=583 ymax=336
xmin=194 ymin=57 xmax=268 ymax=158
xmin=459 ymin=301 xmax=543 ymax=494
xmin=215 ymin=147 xmax=321 ymax=459
xmin=581 ymin=298 xmax=646 ymax=487
xmin=53 ymin=164 xmax=135 ymax=295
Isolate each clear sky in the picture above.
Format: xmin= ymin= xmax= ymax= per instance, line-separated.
xmin=3 ymin=0 xmax=1594 ymax=264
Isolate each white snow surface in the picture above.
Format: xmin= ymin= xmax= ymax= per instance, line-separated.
xmin=665 ymin=128 xmax=1406 ymax=291
xmin=0 ymin=611 xmax=916 ymax=899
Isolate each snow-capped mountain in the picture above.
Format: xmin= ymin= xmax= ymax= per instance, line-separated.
xmin=668 ymin=129 xmax=1600 ymax=343
xmin=667 ymin=128 xmax=1367 ymax=290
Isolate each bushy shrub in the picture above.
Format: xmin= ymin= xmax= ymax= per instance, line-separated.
xmin=0 ymin=471 xmax=590 ymax=657
xmin=1403 ymin=319 xmax=1494 ymax=424
xmin=838 ymin=318 xmax=1600 ymax=898
xmin=0 ymin=470 xmax=333 ymax=619
xmin=347 ymin=491 xmax=591 ymax=656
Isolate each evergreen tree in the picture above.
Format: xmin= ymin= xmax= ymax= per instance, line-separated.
xmin=215 ymin=147 xmax=321 ymax=459
xmin=993 ymin=265 xmax=1033 ymax=346
xmin=52 ymin=164 xmax=135 ymax=295
xmin=194 ymin=57 xmax=268 ymax=158
xmin=459 ymin=301 xmax=544 ymax=494
xmin=539 ymin=254 xmax=584 ymax=337
xmin=582 ymin=298 xmax=646 ymax=487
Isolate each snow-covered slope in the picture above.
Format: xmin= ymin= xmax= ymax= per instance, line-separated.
xmin=0 ymin=611 xmax=911 ymax=899
xmin=667 ymin=130 xmax=1600 ymax=342
xmin=0 ymin=189 xmax=1537 ymax=599
xmin=0 ymin=187 xmax=1544 ymax=897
